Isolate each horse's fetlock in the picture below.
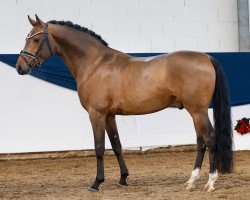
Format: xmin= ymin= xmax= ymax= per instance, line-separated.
xmin=121 ymin=172 xmax=129 ymax=178
xmin=96 ymin=178 xmax=104 ymax=183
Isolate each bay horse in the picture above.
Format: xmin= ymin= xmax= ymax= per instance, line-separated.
xmin=16 ymin=15 xmax=233 ymax=192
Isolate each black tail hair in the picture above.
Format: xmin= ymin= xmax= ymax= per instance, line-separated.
xmin=210 ymin=56 xmax=233 ymax=173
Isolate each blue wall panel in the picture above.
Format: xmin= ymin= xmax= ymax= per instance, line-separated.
xmin=0 ymin=53 xmax=249 ymax=106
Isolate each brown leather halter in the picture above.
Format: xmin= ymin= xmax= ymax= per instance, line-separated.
xmin=20 ymin=23 xmax=53 ymax=68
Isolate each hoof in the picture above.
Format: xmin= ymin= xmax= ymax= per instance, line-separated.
xmin=207 ymin=187 xmax=215 ymax=193
xmin=118 ymin=177 xmax=128 ymax=187
xmin=88 ymin=187 xmax=99 ymax=192
xmin=88 ymin=178 xmax=103 ymax=192
xmin=185 ymin=182 xmax=195 ymax=190
xmin=117 ymin=182 xmax=127 ymax=187
xmin=203 ymin=184 xmax=215 ymax=193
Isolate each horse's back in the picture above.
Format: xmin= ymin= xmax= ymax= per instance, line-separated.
xmin=117 ymin=51 xmax=216 ymax=114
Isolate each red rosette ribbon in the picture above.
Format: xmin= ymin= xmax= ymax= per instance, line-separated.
xmin=234 ymin=118 xmax=250 ymax=135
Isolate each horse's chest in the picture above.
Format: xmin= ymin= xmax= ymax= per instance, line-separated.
xmin=77 ymin=85 xmax=110 ymax=112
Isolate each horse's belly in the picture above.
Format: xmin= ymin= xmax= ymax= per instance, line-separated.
xmin=114 ymin=92 xmax=175 ymax=115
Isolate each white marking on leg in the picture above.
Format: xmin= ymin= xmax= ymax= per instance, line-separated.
xmin=186 ymin=168 xmax=200 ymax=189
xmin=204 ymin=170 xmax=218 ymax=192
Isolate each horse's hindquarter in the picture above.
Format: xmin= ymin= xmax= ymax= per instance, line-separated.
xmin=165 ymin=51 xmax=216 ymax=112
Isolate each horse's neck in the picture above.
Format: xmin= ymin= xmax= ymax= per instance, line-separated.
xmin=50 ymin=25 xmax=107 ymax=81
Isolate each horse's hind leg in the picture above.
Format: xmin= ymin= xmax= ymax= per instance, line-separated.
xmin=204 ymin=120 xmax=218 ymax=192
xmin=186 ymin=111 xmax=217 ymax=191
xmin=185 ymin=111 xmax=207 ymax=190
xmin=106 ymin=115 xmax=129 ymax=186
xmin=186 ymin=136 xmax=206 ymax=190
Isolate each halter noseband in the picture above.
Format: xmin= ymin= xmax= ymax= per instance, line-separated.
xmin=20 ymin=23 xmax=53 ymax=68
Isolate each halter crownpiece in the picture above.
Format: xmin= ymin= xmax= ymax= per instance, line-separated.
xmin=20 ymin=23 xmax=53 ymax=68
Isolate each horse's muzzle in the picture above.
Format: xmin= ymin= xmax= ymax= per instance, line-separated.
xmin=16 ymin=65 xmax=31 ymax=75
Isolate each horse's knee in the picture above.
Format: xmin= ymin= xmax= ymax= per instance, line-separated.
xmin=113 ymin=148 xmax=121 ymax=157
xmin=113 ymin=142 xmax=122 ymax=156
xmin=95 ymin=144 xmax=105 ymax=159
xmin=110 ymin=137 xmax=122 ymax=157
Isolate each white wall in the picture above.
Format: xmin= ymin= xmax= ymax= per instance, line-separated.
xmin=0 ymin=62 xmax=249 ymax=153
xmin=1 ymin=0 xmax=247 ymax=153
xmin=0 ymin=0 xmax=239 ymax=53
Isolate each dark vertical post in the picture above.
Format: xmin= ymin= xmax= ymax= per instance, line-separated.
xmin=237 ymin=0 xmax=250 ymax=51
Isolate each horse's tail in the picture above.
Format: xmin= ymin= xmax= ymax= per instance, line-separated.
xmin=210 ymin=56 xmax=233 ymax=173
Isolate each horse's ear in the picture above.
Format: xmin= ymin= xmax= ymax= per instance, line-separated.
xmin=35 ymin=14 xmax=45 ymax=26
xmin=28 ymin=15 xmax=37 ymax=27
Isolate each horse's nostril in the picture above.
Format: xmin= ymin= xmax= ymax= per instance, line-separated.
xmin=16 ymin=65 xmax=23 ymax=73
xmin=17 ymin=66 xmax=26 ymax=75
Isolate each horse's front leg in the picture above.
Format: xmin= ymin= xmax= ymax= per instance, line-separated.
xmin=105 ymin=115 xmax=129 ymax=186
xmin=88 ymin=110 xmax=106 ymax=192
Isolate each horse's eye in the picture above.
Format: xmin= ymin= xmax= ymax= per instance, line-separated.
xmin=34 ymin=38 xmax=39 ymax=43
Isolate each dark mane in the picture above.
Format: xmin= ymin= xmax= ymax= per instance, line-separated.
xmin=47 ymin=20 xmax=108 ymax=47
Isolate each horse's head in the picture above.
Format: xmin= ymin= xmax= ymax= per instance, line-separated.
xmin=16 ymin=15 xmax=53 ymax=75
